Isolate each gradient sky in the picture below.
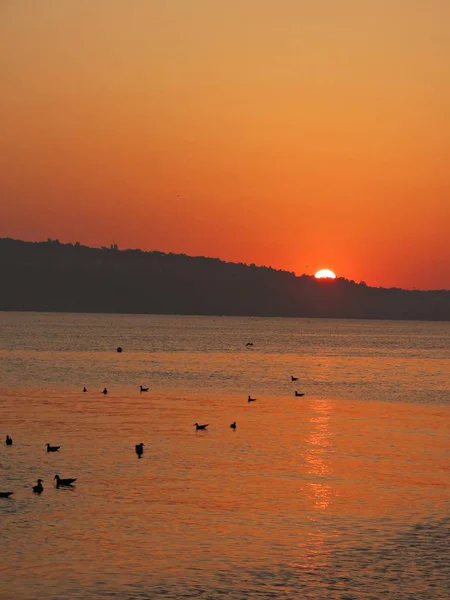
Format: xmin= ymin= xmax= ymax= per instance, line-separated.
xmin=1 ymin=0 xmax=449 ymax=289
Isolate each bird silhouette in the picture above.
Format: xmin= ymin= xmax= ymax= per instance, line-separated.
xmin=295 ymin=391 xmax=305 ymax=397
xmin=32 ymin=479 xmax=44 ymax=494
xmin=0 ymin=492 xmax=14 ymax=498
xmin=194 ymin=423 xmax=208 ymax=431
xmin=102 ymin=388 xmax=108 ymax=395
xmin=54 ymin=475 xmax=76 ymax=488
xmin=230 ymin=421 xmax=237 ymax=430
xmin=135 ymin=442 xmax=145 ymax=458
xmin=291 ymin=376 xmax=298 ymax=382
xmin=46 ymin=443 xmax=60 ymax=453
xmin=5 ymin=435 xmax=13 ymax=446
xmin=139 ymin=386 xmax=149 ymax=393
xmin=83 ymin=386 xmax=87 ymax=392
xmin=248 ymin=395 xmax=256 ymax=402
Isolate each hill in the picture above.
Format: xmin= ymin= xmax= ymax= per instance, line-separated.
xmin=0 ymin=237 xmax=448 ymax=320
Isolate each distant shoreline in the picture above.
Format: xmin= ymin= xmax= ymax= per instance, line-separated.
xmin=1 ymin=309 xmax=449 ymax=324
xmin=1 ymin=237 xmax=449 ymax=321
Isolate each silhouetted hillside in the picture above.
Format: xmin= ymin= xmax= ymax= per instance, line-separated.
xmin=0 ymin=238 xmax=448 ymax=320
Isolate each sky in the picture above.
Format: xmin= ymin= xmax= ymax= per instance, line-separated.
xmin=1 ymin=0 xmax=449 ymax=290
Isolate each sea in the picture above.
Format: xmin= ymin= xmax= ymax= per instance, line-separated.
xmin=1 ymin=312 xmax=449 ymax=600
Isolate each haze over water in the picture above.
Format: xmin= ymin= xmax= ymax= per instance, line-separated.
xmin=1 ymin=313 xmax=449 ymax=599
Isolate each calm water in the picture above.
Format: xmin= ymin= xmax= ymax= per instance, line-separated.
xmin=1 ymin=313 xmax=449 ymax=599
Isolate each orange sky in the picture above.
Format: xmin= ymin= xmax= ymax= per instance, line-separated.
xmin=1 ymin=1 xmax=449 ymax=290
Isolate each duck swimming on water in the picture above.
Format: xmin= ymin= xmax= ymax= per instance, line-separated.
xmin=5 ymin=435 xmax=12 ymax=446
xmin=139 ymin=386 xmax=149 ymax=393
xmin=0 ymin=491 xmax=14 ymax=498
xmin=102 ymin=388 xmax=108 ymax=395
xmin=291 ymin=376 xmax=298 ymax=382
xmin=230 ymin=421 xmax=237 ymax=430
xmin=294 ymin=391 xmax=305 ymax=397
xmin=46 ymin=443 xmax=60 ymax=453
xmin=54 ymin=475 xmax=76 ymax=488
xmin=135 ymin=443 xmax=144 ymax=458
xmin=32 ymin=479 xmax=44 ymax=494
xmin=248 ymin=395 xmax=256 ymax=402
xmin=194 ymin=423 xmax=208 ymax=431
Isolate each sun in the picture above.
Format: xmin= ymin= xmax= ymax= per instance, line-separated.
xmin=315 ymin=269 xmax=336 ymax=279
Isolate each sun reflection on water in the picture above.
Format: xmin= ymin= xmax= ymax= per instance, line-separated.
xmin=304 ymin=398 xmax=334 ymax=505
xmin=293 ymin=399 xmax=336 ymax=574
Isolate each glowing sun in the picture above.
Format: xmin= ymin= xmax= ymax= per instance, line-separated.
xmin=315 ymin=269 xmax=336 ymax=279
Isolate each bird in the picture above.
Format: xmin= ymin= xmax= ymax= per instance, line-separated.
xmin=230 ymin=421 xmax=236 ymax=430
xmin=135 ymin=442 xmax=145 ymax=458
xmin=248 ymin=395 xmax=256 ymax=402
xmin=291 ymin=376 xmax=298 ymax=382
xmin=295 ymin=391 xmax=305 ymax=397
xmin=32 ymin=479 xmax=44 ymax=494
xmin=139 ymin=385 xmax=149 ymax=393
xmin=54 ymin=475 xmax=76 ymax=488
xmin=0 ymin=492 xmax=14 ymax=498
xmin=46 ymin=443 xmax=60 ymax=453
xmin=83 ymin=386 xmax=87 ymax=392
xmin=102 ymin=388 xmax=108 ymax=395
xmin=246 ymin=342 xmax=253 ymax=346
xmin=5 ymin=435 xmax=13 ymax=446
xmin=194 ymin=423 xmax=208 ymax=430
